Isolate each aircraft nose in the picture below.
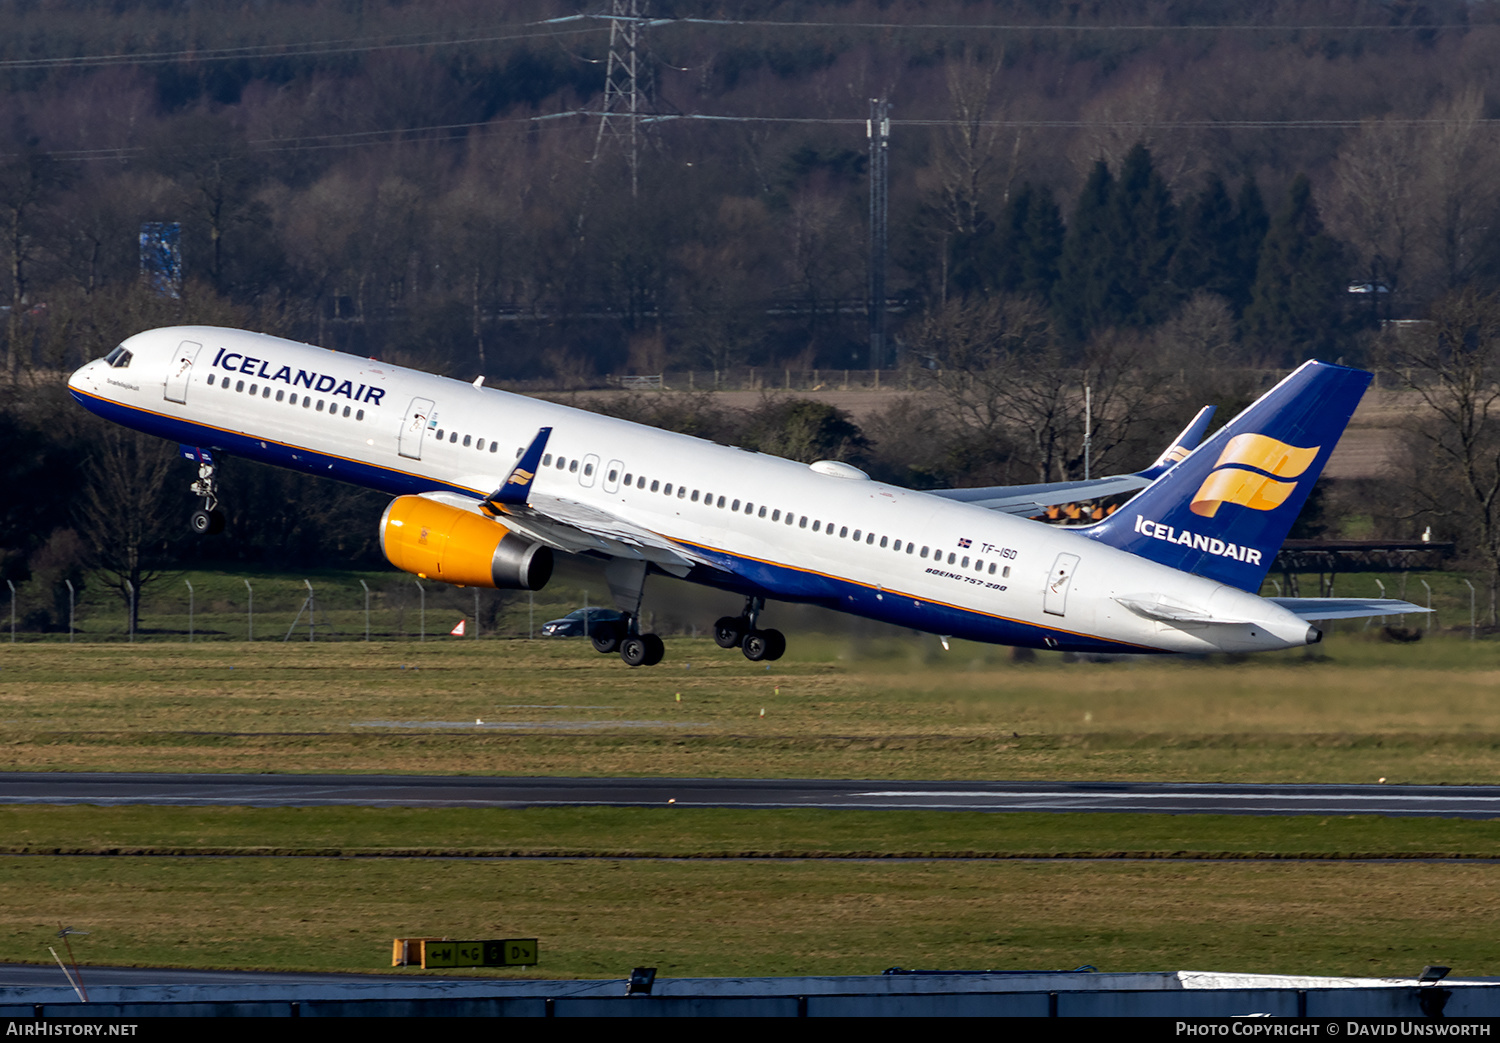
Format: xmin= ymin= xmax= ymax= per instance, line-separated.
xmin=67 ymin=359 xmax=98 ymax=394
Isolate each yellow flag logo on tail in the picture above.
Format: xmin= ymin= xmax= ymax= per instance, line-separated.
xmin=506 ymin=468 xmax=534 ymax=487
xmin=1190 ymin=433 xmax=1320 ymax=518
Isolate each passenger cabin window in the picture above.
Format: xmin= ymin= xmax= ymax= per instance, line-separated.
xmin=207 ymin=374 xmax=216 ymax=386
xmin=463 ymin=435 xmax=472 ymax=447
xmin=570 ymin=460 xmax=579 ymax=473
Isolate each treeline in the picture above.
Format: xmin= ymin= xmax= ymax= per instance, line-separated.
xmin=2 ymin=1 xmax=1500 ymax=381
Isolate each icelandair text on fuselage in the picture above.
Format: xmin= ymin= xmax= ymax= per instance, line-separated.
xmin=212 ymin=349 xmax=385 ymax=406
xmin=1176 ymin=1025 xmax=1490 ymax=1037
xmin=1135 ymin=514 xmax=1264 ymax=566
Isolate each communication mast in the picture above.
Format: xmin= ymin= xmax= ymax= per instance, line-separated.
xmin=867 ymin=98 xmax=891 ymax=369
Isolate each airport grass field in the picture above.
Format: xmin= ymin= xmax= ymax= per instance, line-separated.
xmin=2 ymin=623 xmax=1499 ymax=980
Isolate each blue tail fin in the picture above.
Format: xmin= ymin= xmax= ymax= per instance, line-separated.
xmin=1083 ymin=361 xmax=1371 ymax=592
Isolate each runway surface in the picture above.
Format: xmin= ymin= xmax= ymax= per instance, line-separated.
xmin=2 ymin=772 xmax=1499 ymax=817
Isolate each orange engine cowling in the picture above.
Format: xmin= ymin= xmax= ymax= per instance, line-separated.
xmin=379 ymin=495 xmax=553 ymax=590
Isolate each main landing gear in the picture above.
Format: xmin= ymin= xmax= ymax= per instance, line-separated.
xmin=714 ymin=596 xmax=786 ymax=662
xmin=590 ymin=559 xmax=666 ymax=667
xmin=187 ymin=453 xmax=226 ymax=536
xmin=589 ymin=618 xmax=665 ymax=667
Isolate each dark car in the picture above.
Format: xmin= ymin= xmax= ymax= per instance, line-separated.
xmin=540 ymin=607 xmax=625 ymax=638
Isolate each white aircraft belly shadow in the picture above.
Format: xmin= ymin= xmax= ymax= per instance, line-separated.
xmin=68 ymin=327 xmax=1428 ymax=666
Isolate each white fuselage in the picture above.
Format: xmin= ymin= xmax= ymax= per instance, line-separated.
xmin=68 ymin=326 xmax=1316 ymax=654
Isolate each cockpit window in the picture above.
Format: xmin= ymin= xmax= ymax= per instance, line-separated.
xmin=103 ymin=346 xmax=133 ymax=369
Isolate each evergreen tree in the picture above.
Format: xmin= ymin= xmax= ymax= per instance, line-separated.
xmin=1172 ymin=174 xmax=1238 ymax=303
xmin=1055 ymin=160 xmax=1114 ymax=342
xmin=992 ymin=183 xmax=1034 ymax=294
xmin=1243 ymin=174 xmax=1348 ymax=361
xmin=1017 ymin=184 xmax=1064 ymax=306
xmin=1107 ymin=144 xmax=1178 ymax=329
xmin=1231 ymin=178 xmax=1270 ymax=315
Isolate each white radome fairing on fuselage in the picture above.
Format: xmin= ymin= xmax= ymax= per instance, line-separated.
xmin=69 ymin=326 xmax=1387 ymax=658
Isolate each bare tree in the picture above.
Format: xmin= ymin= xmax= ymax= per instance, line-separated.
xmin=1384 ymin=287 xmax=1500 ymax=623
xmin=75 ymin=427 xmax=178 ymax=633
xmin=0 ymin=147 xmax=68 ymax=378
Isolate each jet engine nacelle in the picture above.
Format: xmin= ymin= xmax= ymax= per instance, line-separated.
xmin=379 ymin=495 xmax=553 ymax=590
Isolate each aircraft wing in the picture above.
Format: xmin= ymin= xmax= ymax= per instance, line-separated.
xmin=926 ymin=405 xmax=1216 ymax=516
xmin=420 ymin=489 xmax=714 ymax=579
xmin=1268 ymin=598 xmax=1432 ymax=622
xmin=930 ymin=474 xmax=1156 ymax=515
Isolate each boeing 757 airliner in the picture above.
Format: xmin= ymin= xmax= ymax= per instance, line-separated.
xmin=68 ymin=327 xmax=1422 ymax=666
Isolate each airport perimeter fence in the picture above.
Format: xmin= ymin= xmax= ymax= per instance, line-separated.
xmin=0 ymin=573 xmax=680 ymax=645
xmin=0 ymin=569 xmax=1491 ymax=645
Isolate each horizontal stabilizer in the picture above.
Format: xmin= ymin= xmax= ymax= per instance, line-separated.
xmin=1269 ymin=598 xmax=1431 ymax=622
xmin=1114 ymin=594 xmax=1223 ymax=625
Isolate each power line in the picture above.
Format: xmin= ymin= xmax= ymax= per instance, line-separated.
xmin=2 ymin=11 xmax=1488 ymax=73
xmin=570 ymin=14 xmax=1496 ymax=33
xmin=0 ymin=23 xmax=606 ymax=71
xmin=26 ymin=110 xmax=1500 ymax=164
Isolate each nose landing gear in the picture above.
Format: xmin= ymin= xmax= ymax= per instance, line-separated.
xmin=185 ymin=449 xmax=225 ymax=535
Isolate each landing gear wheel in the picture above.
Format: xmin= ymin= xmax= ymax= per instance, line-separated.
xmin=620 ymin=633 xmax=665 ymax=668
xmin=189 ymin=508 xmax=225 ymax=536
xmin=641 ymin=633 xmax=665 ymax=666
xmin=590 ymin=620 xmax=624 ymax=654
xmin=742 ymin=630 xmax=770 ymax=662
xmin=620 ymin=635 xmax=648 ymax=667
xmin=714 ymin=615 xmax=746 ymax=649
xmin=761 ymin=628 xmax=786 ymax=662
